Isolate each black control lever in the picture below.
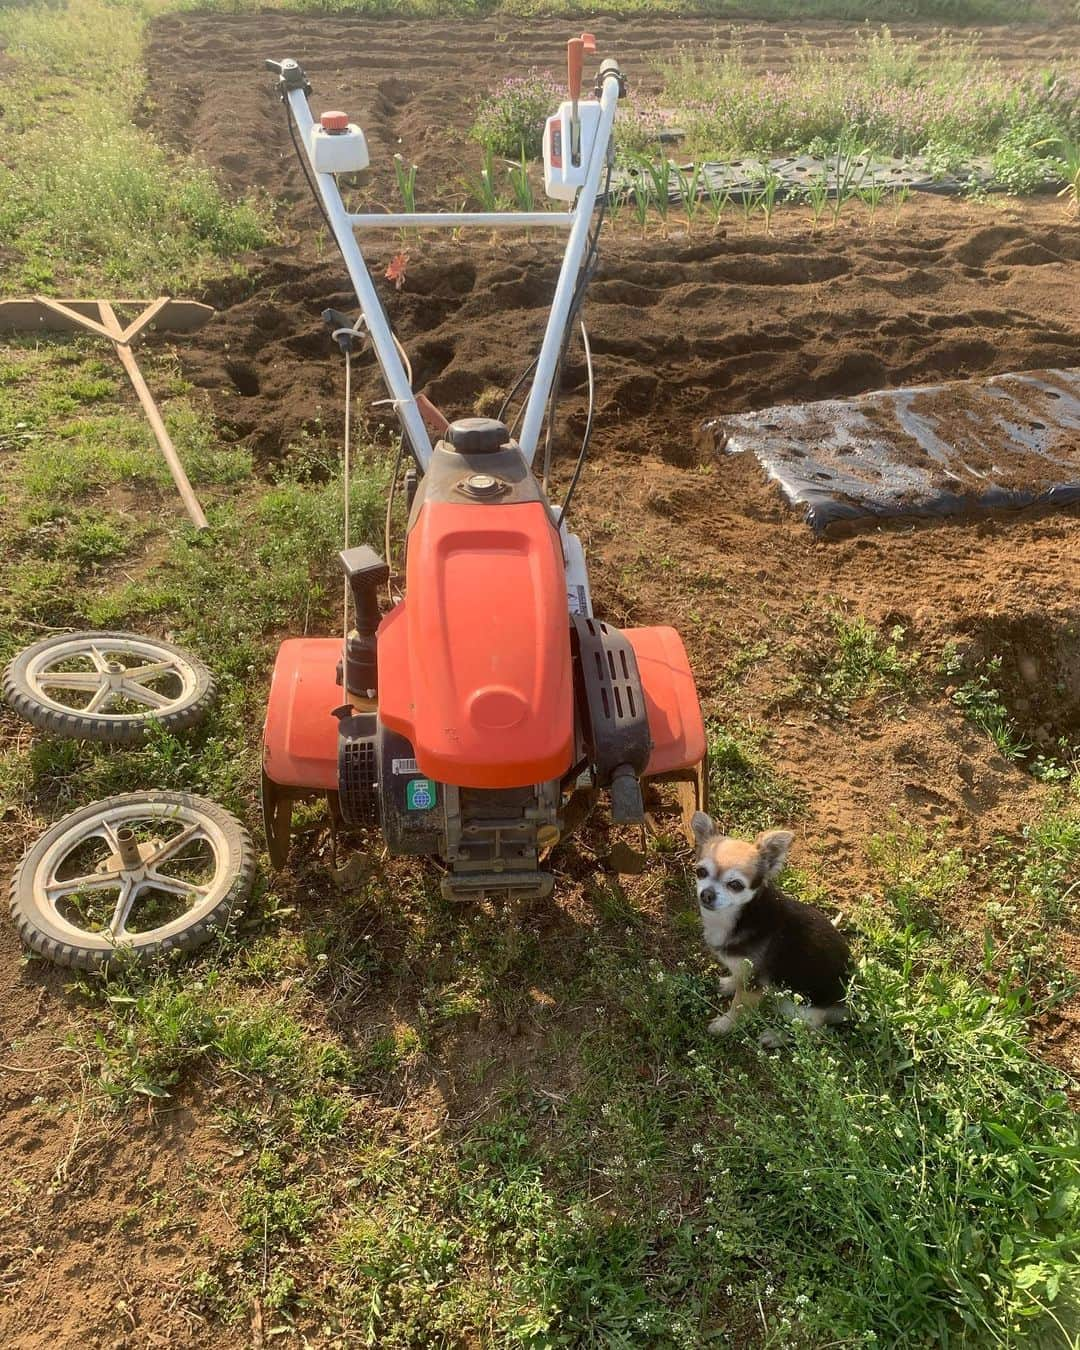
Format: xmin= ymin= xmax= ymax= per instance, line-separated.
xmin=595 ymin=58 xmax=627 ymax=98
xmin=265 ymin=57 xmax=311 ymax=95
xmin=322 ymin=308 xmax=364 ymax=354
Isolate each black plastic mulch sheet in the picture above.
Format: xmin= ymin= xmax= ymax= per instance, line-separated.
xmin=701 ymin=369 xmax=1080 ymax=534
xmin=608 ymin=154 xmax=1008 ymax=204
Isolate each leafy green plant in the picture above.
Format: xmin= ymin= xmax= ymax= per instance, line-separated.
xmin=470 ymin=71 xmax=559 ymax=159
xmin=1057 ymin=136 xmax=1080 ymax=212
xmin=947 ymin=653 xmax=1031 ymax=761
xmin=505 ymin=149 xmax=535 ymax=214
xmin=393 ymin=154 xmax=417 ymax=213
xmin=629 ymin=163 xmax=651 ymax=236
xmin=673 ymin=162 xmax=705 ymax=233
xmin=992 ymin=113 xmax=1062 ymax=194
xmin=859 ymin=178 xmax=887 ymax=225
xmin=828 ymin=128 xmax=871 ymax=224
xmin=642 ymin=155 xmax=673 ymax=235
xmin=704 ymin=172 xmax=731 ymax=231
xmin=805 ymin=173 xmax=830 ymax=232
xmin=757 ymin=169 xmax=784 ymax=233
xmin=465 ymin=146 xmax=501 ymax=211
xmin=810 ymin=613 xmax=918 ymax=712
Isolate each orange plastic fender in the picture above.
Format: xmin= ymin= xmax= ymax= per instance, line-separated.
xmin=625 ymin=626 xmax=707 ymax=776
xmin=262 ymin=637 xmax=341 ymax=790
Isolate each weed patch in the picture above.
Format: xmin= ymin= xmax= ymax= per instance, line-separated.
xmin=655 ymin=29 xmax=1078 ymax=194
xmin=806 ymin=612 xmax=919 ymax=714
xmin=471 ymin=71 xmax=560 ymax=159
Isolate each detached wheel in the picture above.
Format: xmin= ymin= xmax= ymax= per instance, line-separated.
xmin=10 ymin=792 xmax=254 ymax=970
xmin=3 ymin=632 xmax=215 ymax=744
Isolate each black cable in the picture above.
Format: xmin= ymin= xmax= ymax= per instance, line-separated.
xmin=498 ymin=158 xmax=612 ymax=431
xmin=283 ymin=96 xmax=335 ymax=238
xmin=556 ymin=323 xmax=595 ymax=529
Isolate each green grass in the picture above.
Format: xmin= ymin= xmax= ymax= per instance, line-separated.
xmin=0 ymin=0 xmax=269 ymax=293
xmin=802 ymin=611 xmax=920 ymax=715
xmin=943 ymin=645 xmax=1078 ymax=782
xmin=707 ymin=720 xmax=803 ymax=833
xmin=67 ymin=879 xmax=1080 ymax=1345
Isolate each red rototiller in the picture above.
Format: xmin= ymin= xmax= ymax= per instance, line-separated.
xmin=260 ymin=38 xmax=708 ymax=898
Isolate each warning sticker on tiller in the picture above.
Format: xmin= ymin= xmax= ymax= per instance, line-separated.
xmin=406 ymin=778 xmax=437 ymax=811
xmin=392 ymin=758 xmax=418 ymax=775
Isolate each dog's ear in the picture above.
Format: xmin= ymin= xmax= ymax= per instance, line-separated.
xmin=690 ymin=812 xmax=716 ymax=852
xmin=755 ymin=828 xmax=794 ymax=878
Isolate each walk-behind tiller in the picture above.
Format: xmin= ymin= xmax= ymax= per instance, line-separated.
xmin=261 ymin=39 xmax=708 ymax=899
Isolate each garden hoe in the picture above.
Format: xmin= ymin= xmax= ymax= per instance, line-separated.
xmin=260 ymin=40 xmax=708 ymax=899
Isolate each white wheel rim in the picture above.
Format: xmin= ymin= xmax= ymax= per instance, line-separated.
xmin=32 ymin=799 xmax=236 ymax=949
xmin=24 ymin=636 xmax=200 ymax=722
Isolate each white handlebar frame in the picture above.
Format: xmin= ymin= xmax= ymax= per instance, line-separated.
xmin=282 ymin=67 xmax=621 ymax=473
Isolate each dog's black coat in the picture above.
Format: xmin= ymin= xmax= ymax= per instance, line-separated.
xmin=708 ymin=881 xmax=851 ymax=1007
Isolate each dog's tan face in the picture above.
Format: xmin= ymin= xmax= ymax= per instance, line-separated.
xmin=690 ymin=813 xmax=793 ymax=912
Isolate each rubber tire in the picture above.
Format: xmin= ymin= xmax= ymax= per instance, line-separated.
xmin=9 ymin=791 xmax=255 ymax=971
xmin=3 ymin=631 xmax=216 ymax=744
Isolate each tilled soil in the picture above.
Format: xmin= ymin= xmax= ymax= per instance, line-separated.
xmin=144 ymin=11 xmax=1080 ymax=209
xmin=1 ymin=12 xmax=1078 ymax=1348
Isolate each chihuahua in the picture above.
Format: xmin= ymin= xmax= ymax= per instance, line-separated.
xmin=690 ymin=813 xmax=851 ymax=1041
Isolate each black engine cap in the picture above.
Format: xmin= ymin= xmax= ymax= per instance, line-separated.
xmin=445 ymin=417 xmax=510 ymax=454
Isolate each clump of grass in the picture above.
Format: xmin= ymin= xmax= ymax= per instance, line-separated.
xmin=505 ymin=148 xmax=535 ymax=213
xmin=805 ymin=172 xmax=829 ymax=231
xmin=1058 ymin=136 xmax=1080 ymax=212
xmin=640 ymin=153 xmax=674 ymax=234
xmin=704 ymin=172 xmax=731 ymax=231
xmin=828 ymin=128 xmax=871 ymax=224
xmin=470 ymin=70 xmax=559 ymax=159
xmin=707 ymin=721 xmax=802 ymax=834
xmin=810 ymin=613 xmax=919 ymax=713
xmin=868 ymin=822 xmax=969 ymax=931
xmin=463 ymin=145 xmax=502 ymax=211
xmin=1010 ymin=810 xmax=1080 ymax=926
xmin=673 ymin=161 xmax=705 ymax=232
xmin=992 ymin=111 xmax=1066 ymax=194
xmin=392 ymin=153 xmax=417 ymax=213
xmin=757 ymin=168 xmax=784 ymax=232
xmin=944 ymin=649 xmax=1032 ymax=762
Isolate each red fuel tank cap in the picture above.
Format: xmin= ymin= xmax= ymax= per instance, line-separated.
xmin=320 ymin=111 xmax=349 ymax=133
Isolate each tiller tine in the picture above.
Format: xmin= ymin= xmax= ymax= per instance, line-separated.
xmin=261 ymin=769 xmax=294 ymax=871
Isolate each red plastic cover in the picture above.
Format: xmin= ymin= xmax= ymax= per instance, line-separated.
xmin=626 ymin=625 xmax=707 ymax=776
xmin=378 ymin=501 xmax=574 ymax=789
xmin=262 ymin=637 xmax=341 ymax=790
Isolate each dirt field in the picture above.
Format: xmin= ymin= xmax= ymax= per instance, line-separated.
xmin=2 ymin=11 xmax=1079 ymax=1348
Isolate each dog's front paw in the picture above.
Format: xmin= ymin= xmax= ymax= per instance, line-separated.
xmin=707 ymin=1013 xmax=735 ymax=1036
xmin=758 ymin=1027 xmax=788 ymax=1051
xmin=715 ymin=976 xmax=738 ymax=995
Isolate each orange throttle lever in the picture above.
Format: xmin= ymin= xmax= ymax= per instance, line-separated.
xmin=567 ymin=32 xmax=596 ymax=166
xmin=566 ymin=31 xmax=596 ymax=104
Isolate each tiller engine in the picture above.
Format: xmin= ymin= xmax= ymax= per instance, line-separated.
xmin=261 ymin=39 xmax=707 ymax=899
